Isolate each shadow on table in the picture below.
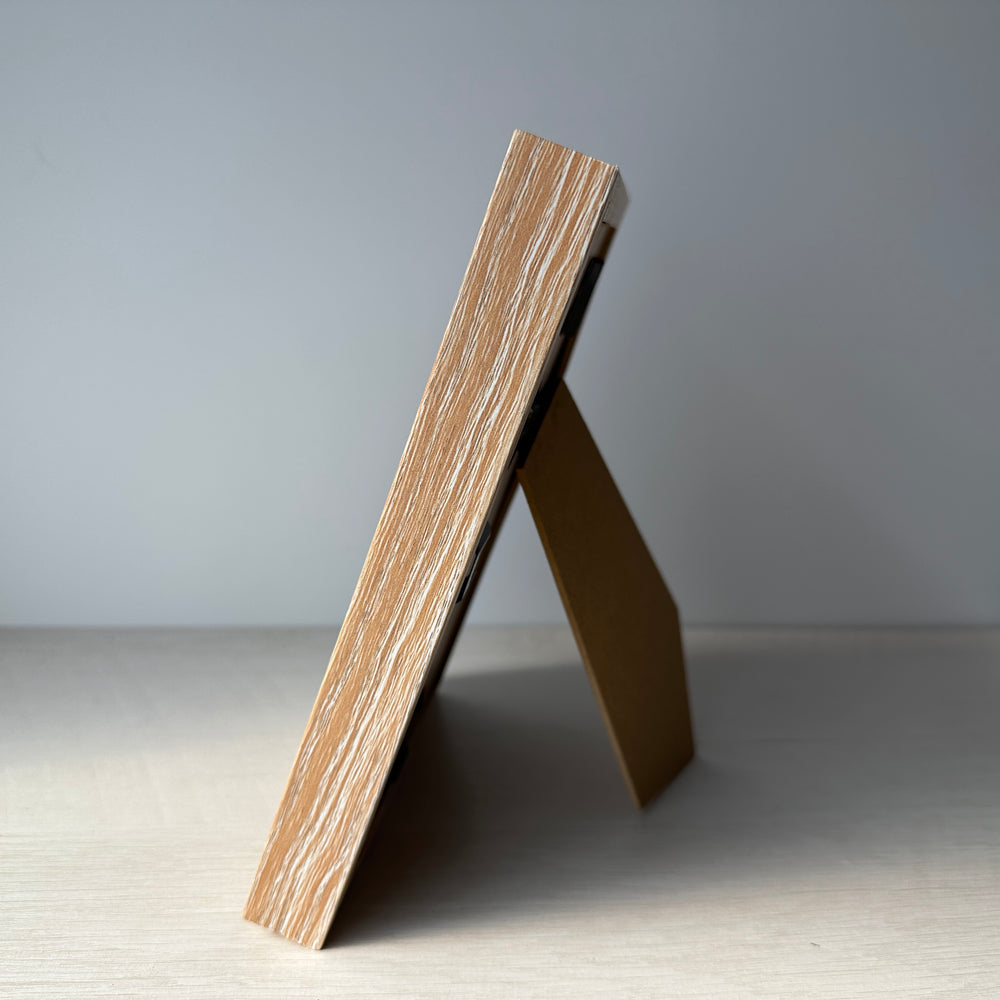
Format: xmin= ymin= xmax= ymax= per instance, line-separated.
xmin=329 ymin=635 xmax=1000 ymax=948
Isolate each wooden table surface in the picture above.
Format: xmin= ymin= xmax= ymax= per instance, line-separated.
xmin=2 ymin=626 xmax=998 ymax=997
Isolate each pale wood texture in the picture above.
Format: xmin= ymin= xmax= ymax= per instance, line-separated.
xmin=4 ymin=627 xmax=1000 ymax=997
xmin=244 ymin=131 xmax=622 ymax=947
xmin=518 ymin=380 xmax=694 ymax=806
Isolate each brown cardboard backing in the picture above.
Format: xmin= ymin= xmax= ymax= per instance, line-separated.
xmin=518 ymin=380 xmax=694 ymax=807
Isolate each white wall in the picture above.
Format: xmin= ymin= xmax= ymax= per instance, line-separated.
xmin=2 ymin=1 xmax=998 ymax=626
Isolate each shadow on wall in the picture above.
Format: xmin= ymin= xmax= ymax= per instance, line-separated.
xmin=330 ymin=632 xmax=1000 ymax=946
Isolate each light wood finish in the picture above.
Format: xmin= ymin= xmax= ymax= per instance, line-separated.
xmin=5 ymin=627 xmax=1000 ymax=997
xmin=244 ymin=132 xmax=624 ymax=947
xmin=518 ymin=380 xmax=694 ymax=806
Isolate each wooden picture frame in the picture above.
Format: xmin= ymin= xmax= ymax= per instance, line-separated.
xmin=244 ymin=131 xmax=693 ymax=948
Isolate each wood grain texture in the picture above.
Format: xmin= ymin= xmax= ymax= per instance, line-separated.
xmin=244 ymin=131 xmax=622 ymax=947
xmin=518 ymin=380 xmax=694 ymax=807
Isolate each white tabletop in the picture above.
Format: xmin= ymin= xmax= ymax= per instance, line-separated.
xmin=2 ymin=626 xmax=998 ymax=997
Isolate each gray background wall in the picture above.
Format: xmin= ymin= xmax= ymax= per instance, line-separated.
xmin=2 ymin=1 xmax=998 ymax=627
